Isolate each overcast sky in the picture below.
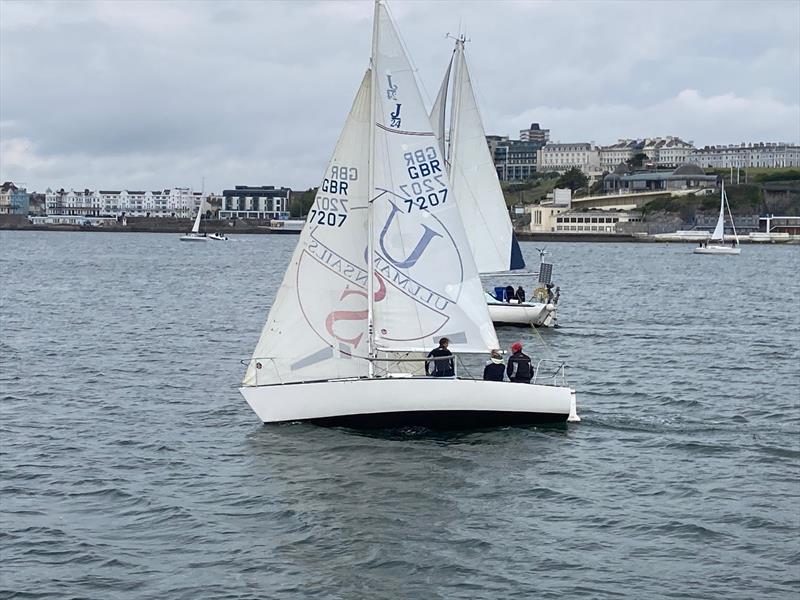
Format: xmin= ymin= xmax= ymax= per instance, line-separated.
xmin=1 ymin=0 xmax=798 ymax=193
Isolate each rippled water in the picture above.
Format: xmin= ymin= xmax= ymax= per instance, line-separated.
xmin=1 ymin=231 xmax=798 ymax=599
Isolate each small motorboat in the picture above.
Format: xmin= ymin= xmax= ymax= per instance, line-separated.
xmin=208 ymin=232 xmax=229 ymax=241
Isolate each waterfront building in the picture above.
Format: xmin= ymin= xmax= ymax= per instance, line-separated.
xmin=603 ymin=164 xmax=717 ymax=193
xmin=537 ymin=142 xmax=600 ymax=175
xmin=219 ymin=185 xmax=291 ymax=220
xmin=0 ymin=182 xmax=30 ymax=215
xmin=686 ymin=142 xmax=800 ymax=168
xmin=528 ymin=203 xmax=638 ymax=234
xmin=519 ymin=123 xmax=550 ymax=144
xmin=45 ymin=188 xmax=203 ymax=218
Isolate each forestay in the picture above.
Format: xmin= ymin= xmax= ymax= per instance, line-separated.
xmin=243 ymin=72 xmax=372 ymax=386
xmin=370 ymin=4 xmax=498 ymax=354
xmin=432 ymin=39 xmax=524 ymax=273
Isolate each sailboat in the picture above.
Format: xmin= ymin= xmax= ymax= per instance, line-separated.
xmin=180 ymin=202 xmax=207 ymax=241
xmin=239 ymin=1 xmax=579 ymax=427
xmin=693 ymin=181 xmax=741 ymax=255
xmin=430 ymin=36 xmax=558 ymax=327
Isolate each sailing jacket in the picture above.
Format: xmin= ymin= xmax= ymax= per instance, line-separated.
xmin=507 ymin=351 xmax=533 ymax=383
xmin=426 ymin=347 xmax=454 ymax=377
xmin=483 ymin=362 xmax=505 ymax=382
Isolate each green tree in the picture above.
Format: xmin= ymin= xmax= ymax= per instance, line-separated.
xmin=555 ymin=167 xmax=588 ymax=192
xmin=626 ymin=152 xmax=648 ymax=169
xmin=290 ymin=188 xmax=318 ymax=218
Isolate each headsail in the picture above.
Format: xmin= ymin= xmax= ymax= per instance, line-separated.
xmin=370 ymin=3 xmax=498 ymax=354
xmin=243 ymin=71 xmax=373 ymax=386
xmin=433 ymin=38 xmax=524 ymax=273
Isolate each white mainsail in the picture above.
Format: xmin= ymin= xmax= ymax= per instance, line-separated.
xmin=370 ymin=4 xmax=498 ymax=354
xmin=432 ymin=38 xmax=523 ymax=273
xmin=243 ymin=72 xmax=373 ymax=386
xmin=191 ymin=202 xmax=203 ymax=234
xmin=710 ymin=181 xmax=726 ymax=241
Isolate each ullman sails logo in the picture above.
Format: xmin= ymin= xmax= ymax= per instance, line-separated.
xmin=294 ymin=155 xmax=463 ymax=366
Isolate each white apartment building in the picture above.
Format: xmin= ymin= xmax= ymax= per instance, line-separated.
xmin=643 ymin=137 xmax=695 ymax=168
xmin=537 ymin=143 xmax=600 ymax=175
xmin=686 ymin=143 xmax=800 ymax=168
xmin=599 ymin=137 xmax=695 ymax=171
xmin=45 ymin=188 xmax=205 ymax=218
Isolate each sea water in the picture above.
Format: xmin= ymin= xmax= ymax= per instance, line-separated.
xmin=1 ymin=231 xmax=798 ymax=599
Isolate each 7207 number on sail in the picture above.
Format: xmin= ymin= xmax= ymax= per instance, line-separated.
xmin=309 ymin=166 xmax=356 ymax=227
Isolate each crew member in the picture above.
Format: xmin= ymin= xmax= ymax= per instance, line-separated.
xmin=504 ymin=285 xmax=515 ymax=303
xmin=506 ymin=342 xmax=533 ymax=383
xmin=515 ymin=286 xmax=526 ymax=303
xmin=483 ymin=350 xmax=505 ymax=381
xmin=426 ymin=337 xmax=454 ymax=377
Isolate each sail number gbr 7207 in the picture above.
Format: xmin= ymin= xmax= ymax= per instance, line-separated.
xmin=400 ymin=146 xmax=447 ymax=213
xmin=310 ymin=166 xmax=356 ymax=227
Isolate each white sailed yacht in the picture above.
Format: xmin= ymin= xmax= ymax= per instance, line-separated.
xmin=239 ymin=1 xmax=579 ymax=428
xmin=430 ymin=36 xmax=558 ymax=327
xmin=180 ymin=203 xmax=207 ymax=242
xmin=694 ymin=181 xmax=741 ymax=255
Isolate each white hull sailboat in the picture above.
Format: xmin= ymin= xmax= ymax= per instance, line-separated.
xmin=430 ymin=36 xmax=560 ymax=327
xmin=180 ymin=202 xmax=207 ymax=242
xmin=242 ymin=376 xmax=576 ymax=428
xmin=239 ymin=1 xmax=579 ymax=428
xmin=485 ymin=294 xmax=557 ymax=328
xmin=694 ymin=181 xmax=740 ymax=255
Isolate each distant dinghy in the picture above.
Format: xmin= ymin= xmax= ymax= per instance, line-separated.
xmin=694 ymin=181 xmax=741 ymax=255
xmin=180 ymin=203 xmax=208 ymax=242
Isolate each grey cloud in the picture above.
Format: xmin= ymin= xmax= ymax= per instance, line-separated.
xmin=1 ymin=0 xmax=798 ymax=193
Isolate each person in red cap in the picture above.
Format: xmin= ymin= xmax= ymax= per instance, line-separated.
xmin=506 ymin=342 xmax=533 ymax=383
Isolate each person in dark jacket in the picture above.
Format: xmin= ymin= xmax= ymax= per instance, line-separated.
xmin=483 ymin=350 xmax=505 ymax=381
xmin=506 ymin=342 xmax=533 ymax=383
xmin=515 ymin=286 xmax=526 ymax=303
xmin=504 ymin=285 xmax=515 ymax=302
xmin=426 ymin=337 xmax=454 ymax=377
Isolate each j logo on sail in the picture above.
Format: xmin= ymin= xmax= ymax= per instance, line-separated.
xmin=390 ymin=104 xmax=402 ymax=128
xmin=379 ymin=200 xmax=442 ymax=269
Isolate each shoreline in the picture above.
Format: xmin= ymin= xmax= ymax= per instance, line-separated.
xmin=1 ymin=223 xmax=797 ymax=244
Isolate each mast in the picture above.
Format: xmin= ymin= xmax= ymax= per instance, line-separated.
xmin=366 ymin=0 xmax=379 ymax=377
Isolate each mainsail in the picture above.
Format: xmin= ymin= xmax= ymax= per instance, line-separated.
xmin=432 ymin=38 xmax=524 ymax=273
xmin=370 ymin=3 xmax=498 ymax=354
